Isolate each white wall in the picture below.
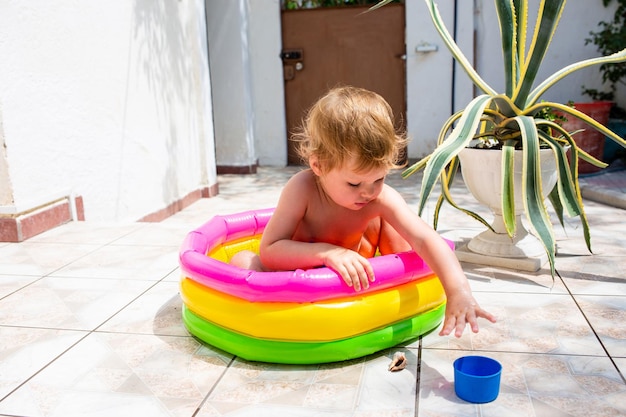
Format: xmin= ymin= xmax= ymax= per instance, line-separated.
xmin=0 ymin=108 xmax=11 ymax=206
xmin=206 ymin=0 xmax=287 ymax=169
xmin=0 ymin=0 xmax=216 ymax=222
xmin=405 ymin=0 xmax=475 ymax=158
xmin=248 ymin=0 xmax=288 ymax=167
xmin=206 ymin=0 xmax=257 ymax=169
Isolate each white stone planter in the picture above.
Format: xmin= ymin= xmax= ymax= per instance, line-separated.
xmin=455 ymin=147 xmax=558 ymax=271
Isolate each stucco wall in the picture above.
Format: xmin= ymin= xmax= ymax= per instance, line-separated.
xmin=0 ymin=0 xmax=216 ymax=222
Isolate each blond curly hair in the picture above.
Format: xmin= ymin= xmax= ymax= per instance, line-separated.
xmin=293 ymin=86 xmax=408 ymax=173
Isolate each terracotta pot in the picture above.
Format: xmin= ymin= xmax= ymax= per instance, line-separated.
xmin=560 ymin=101 xmax=613 ymax=174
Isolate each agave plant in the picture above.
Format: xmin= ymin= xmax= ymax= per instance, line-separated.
xmin=374 ymin=0 xmax=626 ymax=275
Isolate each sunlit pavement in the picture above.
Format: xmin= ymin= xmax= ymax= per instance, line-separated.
xmin=0 ymin=166 xmax=624 ymax=417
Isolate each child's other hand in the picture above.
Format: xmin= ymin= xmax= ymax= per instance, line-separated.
xmin=439 ymin=291 xmax=496 ymax=338
xmin=324 ymin=248 xmax=375 ymax=291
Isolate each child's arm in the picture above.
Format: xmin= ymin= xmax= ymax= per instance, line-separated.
xmin=415 ymin=227 xmax=496 ymax=337
xmin=380 ymin=187 xmax=497 ymax=337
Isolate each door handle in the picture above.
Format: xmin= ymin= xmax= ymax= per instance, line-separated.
xmin=282 ymin=49 xmax=304 ymax=81
xmin=281 ymin=49 xmax=303 ymax=61
xmin=415 ymin=42 xmax=438 ymax=53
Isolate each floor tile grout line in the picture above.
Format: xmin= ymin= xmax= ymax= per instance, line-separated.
xmin=0 ymin=330 xmax=92 ymax=404
xmin=555 ymin=268 xmax=626 ymax=385
xmin=0 ymin=238 xmax=121 ymax=303
xmin=422 ymin=346 xmax=615 ymax=359
xmin=0 ymin=323 xmax=192 ymax=340
xmin=414 ymin=337 xmax=422 ymax=417
xmin=88 ymin=268 xmax=180 ymax=334
xmin=1 ymin=266 xmax=180 ymax=334
xmin=192 ymin=355 xmax=237 ymax=417
xmin=10 ymin=223 xmax=145 ymax=249
xmin=1 ymin=222 xmax=157 ymax=285
xmin=0 ymin=270 xmax=181 ymax=406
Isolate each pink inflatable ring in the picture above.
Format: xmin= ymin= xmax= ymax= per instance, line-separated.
xmin=179 ymin=208 xmax=452 ymax=303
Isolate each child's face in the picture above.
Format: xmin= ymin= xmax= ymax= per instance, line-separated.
xmin=314 ymin=156 xmax=388 ymax=211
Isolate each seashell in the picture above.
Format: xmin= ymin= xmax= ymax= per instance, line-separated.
xmin=388 ymin=351 xmax=407 ymax=372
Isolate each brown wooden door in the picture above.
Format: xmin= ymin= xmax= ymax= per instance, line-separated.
xmin=281 ymin=4 xmax=406 ymax=165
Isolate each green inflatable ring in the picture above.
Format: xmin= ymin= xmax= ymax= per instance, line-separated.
xmin=182 ymin=303 xmax=445 ymax=364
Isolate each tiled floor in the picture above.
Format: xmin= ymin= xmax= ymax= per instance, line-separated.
xmin=0 ymin=166 xmax=625 ymax=417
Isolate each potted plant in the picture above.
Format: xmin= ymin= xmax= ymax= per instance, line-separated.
xmin=582 ymin=0 xmax=626 ymax=163
xmin=373 ymin=0 xmax=626 ymax=276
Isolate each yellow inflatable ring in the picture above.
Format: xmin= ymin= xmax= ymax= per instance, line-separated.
xmin=181 ymin=275 xmax=444 ymax=341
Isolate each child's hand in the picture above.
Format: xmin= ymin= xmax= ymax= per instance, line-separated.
xmin=323 ymin=248 xmax=375 ymax=291
xmin=439 ymin=291 xmax=496 ymax=338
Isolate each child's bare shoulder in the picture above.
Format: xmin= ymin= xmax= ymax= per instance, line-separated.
xmin=285 ymin=169 xmax=316 ymax=190
xmin=377 ymin=183 xmax=405 ymax=204
xmin=276 ymin=169 xmax=317 ymax=218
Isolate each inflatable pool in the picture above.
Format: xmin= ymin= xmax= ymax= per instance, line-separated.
xmin=179 ymin=208 xmax=449 ymax=364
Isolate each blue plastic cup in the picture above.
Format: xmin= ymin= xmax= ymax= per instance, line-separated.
xmin=453 ymin=355 xmax=502 ymax=403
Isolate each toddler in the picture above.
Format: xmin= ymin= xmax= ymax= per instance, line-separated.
xmin=231 ymin=86 xmax=496 ymax=337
